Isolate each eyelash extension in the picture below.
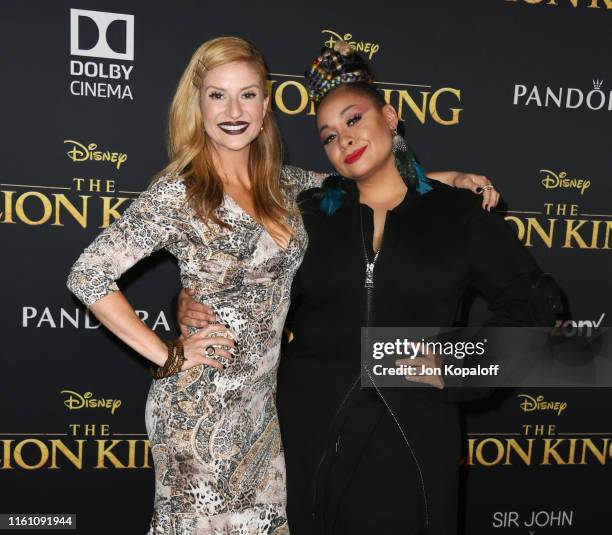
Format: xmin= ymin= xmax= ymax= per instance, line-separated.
xmin=322 ymin=113 xmax=363 ymax=145
xmin=323 ymin=134 xmax=335 ymax=146
xmin=347 ymin=113 xmax=362 ymax=126
xmin=208 ymin=91 xmax=257 ymax=100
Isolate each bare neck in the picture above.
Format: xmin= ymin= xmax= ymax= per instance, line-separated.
xmin=356 ymin=156 xmax=407 ymax=208
xmin=213 ymin=145 xmax=252 ymax=189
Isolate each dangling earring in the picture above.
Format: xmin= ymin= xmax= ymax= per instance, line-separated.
xmin=392 ymin=129 xmax=407 ymax=153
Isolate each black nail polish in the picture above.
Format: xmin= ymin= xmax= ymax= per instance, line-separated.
xmin=222 ymin=364 xmax=227 ymax=369
xmin=476 ymin=187 xmax=483 ymax=193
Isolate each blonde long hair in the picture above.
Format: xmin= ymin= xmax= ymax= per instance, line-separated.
xmin=156 ymin=36 xmax=292 ymax=238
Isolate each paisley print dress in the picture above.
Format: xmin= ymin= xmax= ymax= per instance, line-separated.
xmin=66 ymin=165 xmax=321 ymax=534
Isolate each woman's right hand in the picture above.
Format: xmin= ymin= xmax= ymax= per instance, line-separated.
xmin=178 ymin=287 xmax=217 ymax=337
xmin=180 ymin=323 xmax=236 ymax=372
xmin=395 ymin=352 xmax=445 ymax=390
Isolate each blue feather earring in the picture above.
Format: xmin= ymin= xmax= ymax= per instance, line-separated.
xmin=393 ymin=129 xmax=432 ymax=195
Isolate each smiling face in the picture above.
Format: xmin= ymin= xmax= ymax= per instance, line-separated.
xmin=199 ymin=60 xmax=269 ymax=156
xmin=316 ymin=87 xmax=399 ymax=181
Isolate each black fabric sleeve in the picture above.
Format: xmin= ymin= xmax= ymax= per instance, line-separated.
xmin=466 ymin=201 xmax=548 ymax=326
xmin=445 ymin=199 xmax=562 ymax=402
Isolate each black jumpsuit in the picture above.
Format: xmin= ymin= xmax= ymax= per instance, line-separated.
xmin=277 ymin=177 xmax=558 ymax=535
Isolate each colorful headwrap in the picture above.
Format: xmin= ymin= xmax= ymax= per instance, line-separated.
xmin=305 ymin=40 xmax=433 ymax=215
xmin=305 ymin=40 xmax=374 ymax=103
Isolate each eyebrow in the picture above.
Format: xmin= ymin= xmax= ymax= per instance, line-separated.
xmin=318 ymin=104 xmax=357 ymax=133
xmin=203 ymin=84 xmax=260 ymax=92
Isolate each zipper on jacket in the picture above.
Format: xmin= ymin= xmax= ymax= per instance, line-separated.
xmin=310 ymin=205 xmax=376 ymax=526
xmin=311 ymin=375 xmax=360 ymax=524
xmin=359 ymin=205 xmax=430 ymax=528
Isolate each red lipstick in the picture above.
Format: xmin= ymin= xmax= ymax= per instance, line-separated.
xmin=344 ymin=145 xmax=367 ymax=164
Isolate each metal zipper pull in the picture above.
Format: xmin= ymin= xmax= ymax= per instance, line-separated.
xmin=364 ymin=249 xmax=380 ymax=289
xmin=360 ymin=204 xmax=380 ymax=289
xmin=365 ymin=261 xmax=374 ymax=288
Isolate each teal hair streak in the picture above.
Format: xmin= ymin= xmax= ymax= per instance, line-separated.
xmin=393 ymin=146 xmax=433 ymax=196
xmin=319 ymin=147 xmax=432 ymax=216
xmin=319 ymin=176 xmax=346 ymax=216
xmin=414 ymin=159 xmax=433 ymax=195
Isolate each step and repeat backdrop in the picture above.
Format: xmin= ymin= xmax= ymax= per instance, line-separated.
xmin=1 ymin=0 xmax=610 ymax=533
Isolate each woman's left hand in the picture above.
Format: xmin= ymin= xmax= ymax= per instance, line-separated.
xmin=454 ymin=172 xmax=499 ymax=211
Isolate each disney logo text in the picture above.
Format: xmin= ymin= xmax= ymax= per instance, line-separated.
xmin=540 ymin=169 xmax=590 ymax=195
xmin=61 ymin=390 xmax=122 ymax=415
xmin=64 ymin=140 xmax=128 ymax=170
xmin=322 ymin=30 xmax=380 ymax=59
xmin=518 ymin=394 xmax=567 ymax=416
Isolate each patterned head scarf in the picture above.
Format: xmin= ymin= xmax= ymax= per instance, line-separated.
xmin=305 ymin=40 xmax=374 ymax=103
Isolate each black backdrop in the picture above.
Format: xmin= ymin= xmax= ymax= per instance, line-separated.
xmin=1 ymin=1 xmax=610 ymax=533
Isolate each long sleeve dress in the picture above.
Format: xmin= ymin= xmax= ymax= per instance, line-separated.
xmin=67 ymin=166 xmax=320 ymax=535
xmin=277 ymin=176 xmax=559 ymax=535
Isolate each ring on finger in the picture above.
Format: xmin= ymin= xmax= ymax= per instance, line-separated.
xmin=205 ymin=345 xmax=215 ymax=356
xmin=482 ymin=184 xmax=494 ymax=191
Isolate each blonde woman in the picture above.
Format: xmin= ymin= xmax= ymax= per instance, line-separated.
xmin=67 ymin=36 xmax=496 ymax=534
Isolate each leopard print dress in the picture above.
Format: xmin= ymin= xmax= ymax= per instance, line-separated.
xmin=67 ymin=165 xmax=322 ymax=534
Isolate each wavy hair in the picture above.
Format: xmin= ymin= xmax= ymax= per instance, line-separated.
xmin=155 ymin=36 xmax=292 ymax=240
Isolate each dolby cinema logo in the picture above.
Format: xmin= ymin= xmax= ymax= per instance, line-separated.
xmin=69 ymin=9 xmax=135 ymax=100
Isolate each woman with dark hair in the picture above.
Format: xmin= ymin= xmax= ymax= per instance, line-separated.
xmin=276 ymin=43 xmax=557 ymax=534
